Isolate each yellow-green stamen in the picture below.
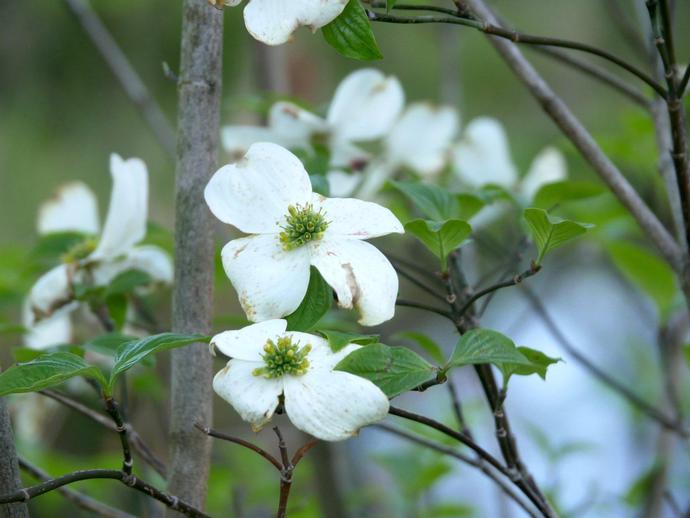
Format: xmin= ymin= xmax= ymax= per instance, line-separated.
xmin=279 ymin=204 xmax=328 ymax=251
xmin=252 ymin=336 xmax=312 ymax=379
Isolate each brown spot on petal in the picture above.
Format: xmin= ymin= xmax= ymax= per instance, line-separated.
xmin=233 ymin=243 xmax=249 ymax=258
xmin=342 ymin=262 xmax=360 ymax=305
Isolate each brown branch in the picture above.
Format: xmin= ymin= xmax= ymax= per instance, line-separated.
xmin=19 ymin=458 xmax=135 ymax=518
xmin=395 ymin=299 xmax=454 ymax=319
xmin=194 ymin=423 xmax=282 ymax=471
xmin=0 ymin=398 xmax=28 ymax=517
xmin=375 ymin=424 xmax=541 ymax=518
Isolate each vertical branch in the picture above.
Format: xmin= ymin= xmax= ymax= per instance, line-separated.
xmin=0 ymin=399 xmax=28 ymax=518
xmin=167 ymin=0 xmax=224 ymax=513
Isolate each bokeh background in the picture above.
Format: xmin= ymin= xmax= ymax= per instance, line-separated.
xmin=1 ymin=0 xmax=690 ymax=516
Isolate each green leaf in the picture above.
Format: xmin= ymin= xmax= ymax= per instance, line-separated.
xmin=392 ymin=331 xmax=445 ymax=364
xmin=532 ymin=180 xmax=605 ymax=209
xmin=606 ymin=241 xmax=677 ymax=321
xmin=391 ymin=181 xmax=459 ymax=221
xmin=105 ymin=269 xmax=152 ymax=296
xmin=322 ymin=0 xmax=383 ymax=61
xmin=309 ymin=174 xmax=330 ymax=197
xmin=447 ymin=329 xmax=532 ymax=370
xmin=0 ymin=352 xmax=106 ymax=397
xmin=316 ymin=329 xmax=379 ymax=352
xmin=82 ymin=333 xmax=137 ymax=357
xmin=335 ymin=343 xmax=436 ymax=398
xmin=456 ymin=193 xmax=486 ymax=220
xmin=523 ymin=208 xmax=592 ymax=263
xmin=386 ymin=0 xmax=397 ymax=12
xmin=12 ymin=345 xmax=84 ymax=363
xmin=30 ymin=231 xmax=89 ymax=266
xmin=109 ymin=333 xmax=209 ymax=390
xmin=0 ymin=323 xmax=26 ymax=336
xmin=285 ymin=267 xmax=332 ymax=332
xmin=498 ymin=346 xmax=560 ymax=382
xmin=405 ymin=219 xmax=472 ymax=268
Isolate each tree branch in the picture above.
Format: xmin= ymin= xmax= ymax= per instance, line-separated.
xmin=19 ymin=458 xmax=135 ymax=518
xmin=61 ymin=0 xmax=176 ymax=157
xmin=0 ymin=469 xmax=209 ymax=518
xmin=460 ymin=0 xmax=683 ymax=272
xmin=194 ymin=423 xmax=282 ymax=471
xmin=0 ymin=398 xmax=28 ymax=518
xmin=395 ymin=299 xmax=454 ymax=319
xmin=375 ymin=424 xmax=540 ymax=518
xmin=366 ymin=8 xmax=667 ymax=97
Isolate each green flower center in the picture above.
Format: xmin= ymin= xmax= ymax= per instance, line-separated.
xmin=279 ymin=204 xmax=328 ymax=250
xmin=61 ymin=237 xmax=98 ymax=263
xmin=252 ymin=336 xmax=312 ymax=379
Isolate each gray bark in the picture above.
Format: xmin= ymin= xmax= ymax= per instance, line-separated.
xmin=0 ymin=399 xmax=28 ymax=518
xmin=167 ymin=0 xmax=223 ymax=513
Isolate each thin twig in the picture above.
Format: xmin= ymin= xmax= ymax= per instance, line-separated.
xmin=388 ymin=406 xmax=555 ymax=517
xmin=393 ymin=263 xmax=448 ymax=303
xmin=366 ymin=9 xmax=667 ymax=97
xmin=396 ymin=299 xmax=454 ymax=320
xmin=375 ymin=424 xmax=540 ymax=518
xmin=61 ymin=0 xmax=176 ymax=157
xmin=194 ymin=423 xmax=282 ymax=471
xmin=679 ymin=65 xmax=690 ymax=96
xmin=273 ymin=427 xmax=292 ymax=518
xmin=39 ymin=390 xmax=167 ymax=477
xmin=457 ymin=264 xmax=540 ymax=317
xmin=19 ymin=458 xmax=136 ymax=518
xmin=104 ymin=397 xmax=134 ymax=475
xmin=0 ymin=469 xmax=209 ymax=517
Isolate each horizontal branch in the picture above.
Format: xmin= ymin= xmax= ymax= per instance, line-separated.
xmin=396 ymin=299 xmax=454 ymax=319
xmin=457 ymin=264 xmax=540 ymax=316
xmin=19 ymin=458 xmax=135 ymax=518
xmin=367 ymin=8 xmax=667 ymax=97
xmin=0 ymin=469 xmax=209 ymax=518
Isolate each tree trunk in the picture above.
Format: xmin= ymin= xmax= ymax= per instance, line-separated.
xmin=167 ymin=0 xmax=223 ymax=513
xmin=0 ymin=399 xmax=28 ymax=518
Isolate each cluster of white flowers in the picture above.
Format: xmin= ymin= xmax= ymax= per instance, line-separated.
xmin=24 ymin=154 xmax=173 ymax=349
xmin=222 ymin=69 xmax=567 ymax=204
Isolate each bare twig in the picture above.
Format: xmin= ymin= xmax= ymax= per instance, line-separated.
xmin=366 ymin=7 xmax=667 ymax=97
xmin=375 ymin=424 xmax=540 ymax=518
xmin=61 ymin=0 xmax=176 ymax=157
xmin=194 ymin=423 xmax=282 ymax=471
xmin=104 ymin=397 xmax=134 ymax=475
xmin=0 ymin=469 xmax=209 ymax=518
xmin=393 ymin=263 xmax=448 ymax=303
xmin=396 ymin=299 xmax=454 ymax=319
xmin=0 ymin=398 xmax=28 ymax=517
xmin=19 ymin=458 xmax=136 ymax=518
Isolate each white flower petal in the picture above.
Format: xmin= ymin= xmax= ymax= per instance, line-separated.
xmin=315 ymin=195 xmax=403 ymax=239
xmin=28 ymin=264 xmax=73 ymax=318
xmin=37 ymin=182 xmax=100 ymax=235
xmin=327 ymin=170 xmax=363 ymax=198
xmin=205 ymin=143 xmax=313 ymax=234
xmin=213 ymin=360 xmax=283 ymax=431
xmin=283 ymin=369 xmax=389 ymax=441
xmin=386 ymin=103 xmax=459 ymax=176
xmin=211 ymin=319 xmax=288 ymax=361
xmin=328 ymin=138 xmax=370 ymax=169
xmin=91 ymin=245 xmax=173 ymax=287
xmin=91 ymin=154 xmax=148 ymax=260
xmin=311 ymin=238 xmax=398 ymax=326
xmin=269 ymin=102 xmax=328 ymax=148
xmin=222 ymin=125 xmax=287 ymax=159
xmin=22 ymin=301 xmax=75 ymax=350
xmin=520 ymin=147 xmax=568 ymax=201
xmin=327 ymin=69 xmax=405 ymax=142
xmin=222 ymin=234 xmax=312 ymax=322
xmin=243 ymin=0 xmax=348 ymax=45
xmin=453 ymin=117 xmax=518 ymax=189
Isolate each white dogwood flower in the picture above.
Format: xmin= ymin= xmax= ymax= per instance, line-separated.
xmin=453 ymin=117 xmax=567 ymax=200
xmin=211 ymin=319 xmax=389 ymax=441
xmin=24 ymin=155 xmax=173 ymax=349
xmin=220 ymin=0 xmax=348 ymax=46
xmin=204 ymin=142 xmax=404 ymax=326
xmin=354 ymin=102 xmax=459 ymax=199
xmin=222 ymin=69 xmax=404 ymax=170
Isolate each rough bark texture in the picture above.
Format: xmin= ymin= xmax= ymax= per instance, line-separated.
xmin=167 ymin=0 xmax=223 ymax=513
xmin=0 ymin=399 xmax=28 ymax=518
